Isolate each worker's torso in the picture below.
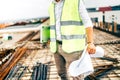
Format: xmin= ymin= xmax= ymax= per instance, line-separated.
xmin=49 ymin=0 xmax=86 ymax=53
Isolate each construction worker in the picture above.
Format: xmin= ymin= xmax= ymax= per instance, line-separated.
xmin=48 ymin=0 xmax=96 ymax=80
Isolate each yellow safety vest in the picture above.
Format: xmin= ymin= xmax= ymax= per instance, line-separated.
xmin=49 ymin=0 xmax=86 ymax=53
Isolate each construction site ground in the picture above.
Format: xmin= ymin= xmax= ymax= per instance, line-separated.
xmin=0 ymin=23 xmax=120 ymax=80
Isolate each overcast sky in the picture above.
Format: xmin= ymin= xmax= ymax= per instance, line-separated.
xmin=0 ymin=0 xmax=120 ymax=23
xmin=0 ymin=0 xmax=51 ymax=23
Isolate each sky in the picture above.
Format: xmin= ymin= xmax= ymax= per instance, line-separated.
xmin=0 ymin=0 xmax=51 ymax=23
xmin=0 ymin=0 xmax=120 ymax=23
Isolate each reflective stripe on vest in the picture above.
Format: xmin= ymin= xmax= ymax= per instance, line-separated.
xmin=61 ymin=35 xmax=85 ymax=40
xmin=61 ymin=21 xmax=83 ymax=26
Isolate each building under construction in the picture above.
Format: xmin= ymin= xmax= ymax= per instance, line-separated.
xmin=0 ymin=0 xmax=120 ymax=80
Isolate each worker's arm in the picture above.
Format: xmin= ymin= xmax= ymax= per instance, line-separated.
xmin=86 ymin=27 xmax=96 ymax=54
xmin=79 ymin=0 xmax=96 ymax=54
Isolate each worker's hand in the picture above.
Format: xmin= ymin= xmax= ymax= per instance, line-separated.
xmin=87 ymin=43 xmax=96 ymax=54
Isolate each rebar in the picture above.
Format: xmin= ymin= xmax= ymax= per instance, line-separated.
xmin=32 ymin=63 xmax=48 ymax=80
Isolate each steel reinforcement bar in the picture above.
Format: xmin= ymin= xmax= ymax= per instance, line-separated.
xmin=0 ymin=47 xmax=27 ymax=80
xmin=0 ymin=30 xmax=40 ymax=79
xmin=32 ymin=63 xmax=48 ymax=80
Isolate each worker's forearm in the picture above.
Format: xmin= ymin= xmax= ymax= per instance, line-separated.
xmin=86 ymin=27 xmax=94 ymax=44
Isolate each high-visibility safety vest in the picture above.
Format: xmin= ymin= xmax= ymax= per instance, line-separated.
xmin=48 ymin=0 xmax=86 ymax=53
